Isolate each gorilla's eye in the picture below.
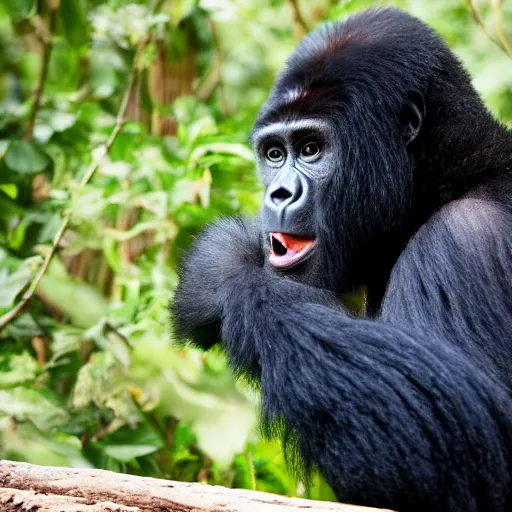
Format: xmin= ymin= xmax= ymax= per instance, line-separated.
xmin=300 ymin=141 xmax=320 ymax=162
xmin=266 ymin=146 xmax=286 ymax=165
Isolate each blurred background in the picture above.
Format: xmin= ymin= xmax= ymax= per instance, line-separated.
xmin=0 ymin=0 xmax=511 ymax=501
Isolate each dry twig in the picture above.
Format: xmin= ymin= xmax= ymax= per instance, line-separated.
xmin=466 ymin=0 xmax=512 ymax=58
xmin=491 ymin=0 xmax=512 ymax=58
xmin=288 ymin=0 xmax=309 ymax=39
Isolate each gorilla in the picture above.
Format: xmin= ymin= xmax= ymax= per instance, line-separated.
xmin=173 ymin=8 xmax=512 ymax=512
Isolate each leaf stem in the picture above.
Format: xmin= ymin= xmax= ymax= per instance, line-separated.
xmin=25 ymin=10 xmax=57 ymax=141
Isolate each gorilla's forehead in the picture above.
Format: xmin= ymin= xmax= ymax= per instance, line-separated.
xmin=253 ymin=86 xmax=343 ymax=132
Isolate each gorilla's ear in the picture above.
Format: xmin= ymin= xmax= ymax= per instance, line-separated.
xmin=401 ymin=90 xmax=425 ymax=145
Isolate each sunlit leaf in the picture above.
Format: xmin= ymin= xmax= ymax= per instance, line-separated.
xmin=50 ymin=111 xmax=78 ymax=132
xmin=2 ymin=422 xmax=89 ymax=468
xmin=0 ymin=352 xmax=38 ymax=388
xmin=39 ymin=259 xmax=109 ymax=328
xmin=0 ymin=263 xmax=32 ymax=309
xmin=33 ymin=124 xmax=54 ymax=144
xmin=49 ymin=327 xmax=83 ymax=363
xmin=0 ymin=184 xmax=17 ymax=199
xmin=0 ymin=388 xmax=67 ymax=430
xmin=132 ymin=339 xmax=256 ymax=467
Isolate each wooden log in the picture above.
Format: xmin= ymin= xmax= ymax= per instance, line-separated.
xmin=0 ymin=460 xmax=393 ymax=512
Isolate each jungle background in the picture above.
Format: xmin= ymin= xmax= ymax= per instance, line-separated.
xmin=0 ymin=0 xmax=511 ymax=501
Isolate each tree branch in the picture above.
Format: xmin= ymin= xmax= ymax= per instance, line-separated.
xmin=0 ymin=460 xmax=392 ymax=512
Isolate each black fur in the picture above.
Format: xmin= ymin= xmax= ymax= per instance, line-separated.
xmin=172 ymin=8 xmax=512 ymax=512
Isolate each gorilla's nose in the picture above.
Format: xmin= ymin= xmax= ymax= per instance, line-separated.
xmin=266 ymin=173 xmax=303 ymax=209
xmin=270 ymin=186 xmax=294 ymax=206
xmin=262 ymin=171 xmax=311 ymax=233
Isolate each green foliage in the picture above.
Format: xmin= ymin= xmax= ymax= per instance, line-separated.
xmin=5 ymin=141 xmax=50 ymax=175
xmin=0 ymin=0 xmax=511 ymax=502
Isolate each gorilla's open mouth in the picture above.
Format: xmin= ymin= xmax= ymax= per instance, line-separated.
xmin=269 ymin=233 xmax=316 ymax=268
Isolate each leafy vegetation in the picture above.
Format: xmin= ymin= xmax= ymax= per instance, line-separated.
xmin=0 ymin=0 xmax=511 ymax=500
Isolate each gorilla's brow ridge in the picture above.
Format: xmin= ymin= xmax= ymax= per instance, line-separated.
xmin=251 ymin=119 xmax=330 ymax=148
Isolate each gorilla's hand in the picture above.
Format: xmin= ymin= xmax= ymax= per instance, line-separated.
xmin=172 ymin=216 xmax=340 ymax=355
xmin=172 ymin=217 xmax=264 ymax=350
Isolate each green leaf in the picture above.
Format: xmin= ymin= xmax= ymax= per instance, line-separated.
xmin=132 ymin=339 xmax=256 ymax=467
xmin=0 ymin=352 xmax=38 ymax=389
xmin=34 ymin=111 xmax=77 ymax=143
xmin=89 ymin=63 xmax=118 ymax=98
xmin=46 ymin=39 xmax=80 ymax=93
xmin=72 ymin=352 xmax=141 ymax=431
xmin=59 ymin=0 xmax=87 ymax=47
xmin=103 ymin=443 xmax=157 ymax=461
xmin=6 ymin=0 xmax=36 ymax=22
xmin=5 ymin=141 xmax=50 ymax=175
xmin=169 ymin=0 xmax=196 ymax=27
xmin=0 ymin=264 xmax=32 ymax=309
xmin=49 ymin=327 xmax=83 ymax=363
xmin=39 ymin=259 xmax=109 ymax=328
xmin=0 ymin=139 xmax=10 ymax=158
xmin=2 ymin=422 xmax=89 ymax=468
xmin=0 ymin=190 xmax=24 ymax=220
xmin=0 ymin=184 xmax=17 ymax=199
xmin=33 ymin=124 xmax=54 ymax=144
xmin=189 ymin=142 xmax=254 ymax=164
xmin=0 ymin=387 xmax=67 ymax=430
xmin=72 ymin=352 xmax=117 ymax=410
xmin=99 ymin=422 xmax=163 ymax=462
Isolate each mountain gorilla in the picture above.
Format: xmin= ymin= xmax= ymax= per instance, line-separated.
xmin=173 ymin=8 xmax=512 ymax=512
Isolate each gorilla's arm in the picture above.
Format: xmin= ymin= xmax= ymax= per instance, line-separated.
xmin=382 ymin=198 xmax=512 ymax=384
xmin=172 ymin=217 xmax=512 ymax=512
xmin=173 ymin=217 xmax=341 ymax=379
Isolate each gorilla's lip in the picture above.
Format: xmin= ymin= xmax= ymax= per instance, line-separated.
xmin=269 ymin=233 xmax=316 ymax=269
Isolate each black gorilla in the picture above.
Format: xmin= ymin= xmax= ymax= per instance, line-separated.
xmin=173 ymin=8 xmax=512 ymax=512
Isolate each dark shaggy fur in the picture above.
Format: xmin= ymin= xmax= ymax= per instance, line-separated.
xmin=172 ymin=8 xmax=512 ymax=512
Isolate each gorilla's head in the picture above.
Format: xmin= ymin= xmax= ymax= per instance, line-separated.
xmin=251 ymin=8 xmax=487 ymax=301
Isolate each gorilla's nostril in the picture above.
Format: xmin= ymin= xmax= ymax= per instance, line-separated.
xmin=270 ymin=187 xmax=292 ymax=206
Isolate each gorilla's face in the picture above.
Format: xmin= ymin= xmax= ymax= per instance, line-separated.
xmin=253 ymin=118 xmax=335 ymax=284
xmin=252 ymin=99 xmax=422 ymax=294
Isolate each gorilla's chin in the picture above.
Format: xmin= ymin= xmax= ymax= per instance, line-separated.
xmin=267 ymin=243 xmax=337 ymax=293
